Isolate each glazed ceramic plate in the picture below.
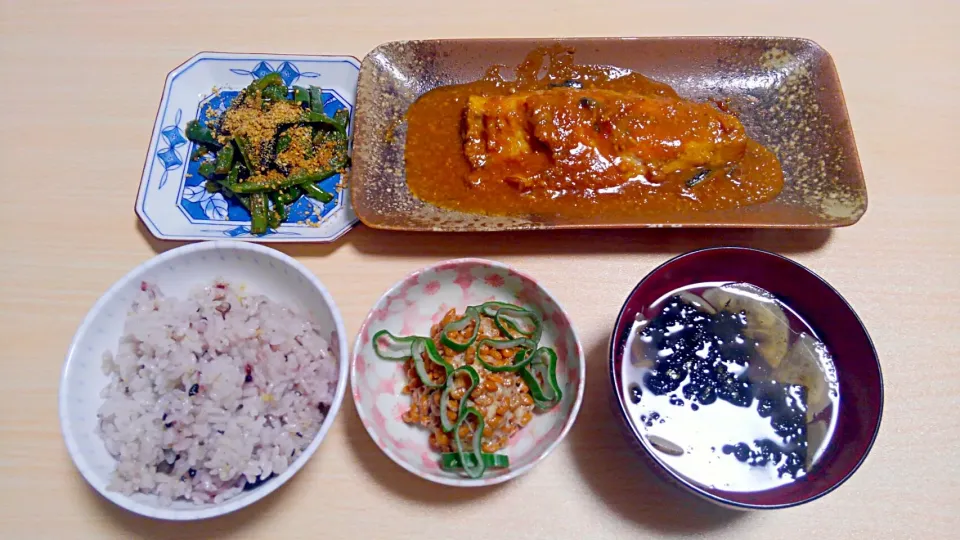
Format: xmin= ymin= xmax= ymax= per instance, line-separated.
xmin=351 ymin=259 xmax=586 ymax=486
xmin=137 ymin=52 xmax=360 ymax=242
xmin=351 ymin=37 xmax=867 ymax=231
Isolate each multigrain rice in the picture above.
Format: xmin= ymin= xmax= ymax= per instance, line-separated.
xmin=97 ymin=280 xmax=336 ymax=505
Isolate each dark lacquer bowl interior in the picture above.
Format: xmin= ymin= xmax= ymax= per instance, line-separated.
xmin=608 ymin=247 xmax=883 ymax=510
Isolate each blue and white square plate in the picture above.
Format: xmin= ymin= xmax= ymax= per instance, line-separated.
xmin=136 ymin=52 xmax=360 ymax=242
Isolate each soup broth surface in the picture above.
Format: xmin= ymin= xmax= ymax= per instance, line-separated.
xmin=622 ymin=282 xmax=839 ymax=492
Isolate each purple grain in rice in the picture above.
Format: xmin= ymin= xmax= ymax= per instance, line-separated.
xmin=96 ymin=280 xmax=337 ymax=505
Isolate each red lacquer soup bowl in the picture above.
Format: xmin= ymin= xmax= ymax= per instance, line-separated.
xmin=609 ymin=247 xmax=883 ymax=510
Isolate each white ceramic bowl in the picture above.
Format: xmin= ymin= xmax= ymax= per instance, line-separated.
xmin=59 ymin=241 xmax=349 ymax=520
xmin=351 ymin=258 xmax=586 ymax=487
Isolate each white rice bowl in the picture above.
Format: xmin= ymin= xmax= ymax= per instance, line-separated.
xmin=60 ymin=242 xmax=349 ymax=520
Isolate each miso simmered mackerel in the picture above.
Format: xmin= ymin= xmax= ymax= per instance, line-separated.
xmin=185 ymin=73 xmax=349 ymax=234
xmin=622 ymin=283 xmax=839 ymax=492
xmin=405 ymin=45 xmax=785 ymax=221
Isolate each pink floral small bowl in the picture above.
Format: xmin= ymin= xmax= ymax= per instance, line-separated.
xmin=351 ymin=258 xmax=585 ymax=487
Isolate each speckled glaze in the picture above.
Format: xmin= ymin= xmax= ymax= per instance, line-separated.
xmin=351 ymin=259 xmax=586 ymax=487
xmin=351 ymin=37 xmax=867 ymax=231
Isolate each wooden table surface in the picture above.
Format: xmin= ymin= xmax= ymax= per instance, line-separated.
xmin=1 ymin=1 xmax=957 ymax=538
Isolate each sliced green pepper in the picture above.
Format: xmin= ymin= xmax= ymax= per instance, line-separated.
xmin=296 ymin=111 xmax=347 ymax=135
xmin=292 ymin=86 xmax=310 ymax=105
xmin=494 ymin=307 xmax=542 ymax=344
xmin=236 ymin=194 xmax=251 ymax=212
xmin=261 ymin=84 xmax=288 ymax=102
xmin=410 ymin=337 xmax=452 ymax=389
xmin=478 ymin=301 xmax=523 ymax=317
xmin=519 ymin=347 xmax=563 ymax=410
xmin=197 ymin=161 xmax=216 ymax=180
xmin=474 ymin=337 xmax=537 ymax=373
xmin=371 ymin=330 xmax=416 ymax=361
xmin=253 ymin=72 xmax=284 ymax=92
xmin=185 ymin=120 xmax=222 ymax=148
xmin=439 ymin=307 xmax=480 ymax=352
xmin=439 ymin=365 xmax=479 ymax=433
xmin=275 ymin=186 xmax=302 ymax=205
xmin=233 ymin=136 xmax=255 ymax=172
xmin=267 ymin=205 xmax=282 ymax=229
xmin=453 ymin=407 xmax=486 ymax=479
xmin=249 ymin=193 xmax=268 ymax=235
xmin=214 ymin=163 xmax=243 ymax=194
xmin=269 ymin=193 xmax=288 ymax=222
xmin=301 ymin=182 xmax=334 ymax=203
xmin=440 ymin=452 xmax=509 ymax=470
xmin=228 ymin=167 xmax=339 ymax=194
xmin=308 ymin=86 xmax=324 ymax=113
xmin=276 ymin=133 xmax=292 ymax=154
xmin=333 ymin=109 xmax=350 ymax=131
xmin=213 ymin=144 xmax=235 ymax=175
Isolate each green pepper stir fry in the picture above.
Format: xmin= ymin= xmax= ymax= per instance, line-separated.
xmin=372 ymin=302 xmax=563 ymax=479
xmin=184 ymin=74 xmax=349 ymax=234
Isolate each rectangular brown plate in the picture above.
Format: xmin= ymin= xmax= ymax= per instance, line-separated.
xmin=351 ymin=37 xmax=866 ymax=231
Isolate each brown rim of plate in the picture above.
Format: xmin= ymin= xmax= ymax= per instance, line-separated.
xmin=350 ymin=36 xmax=867 ymax=232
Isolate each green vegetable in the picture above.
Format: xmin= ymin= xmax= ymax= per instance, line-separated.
xmin=252 ymin=72 xmax=284 ymax=92
xmin=410 ymin=337 xmax=452 ymax=389
xmin=439 ymin=365 xmax=479 ymax=433
xmin=301 ymin=182 xmax=334 ymax=203
xmin=440 ymin=452 xmax=509 ymax=470
xmin=370 ymin=302 xmax=562 ymax=478
xmin=474 ymin=338 xmax=537 ymax=373
xmin=291 ymin=111 xmax=347 ymax=135
xmin=308 ymin=86 xmax=324 ymax=113
xmin=276 ymin=186 xmax=301 ymax=206
xmin=197 ymin=161 xmax=216 ymax=179
xmin=494 ymin=307 xmax=542 ymax=343
xmin=269 ymin=193 xmax=288 ymax=222
xmin=185 ymin=120 xmax=221 ymax=148
xmin=266 ymin=199 xmax=283 ymax=229
xmin=479 ymin=301 xmax=523 ymax=317
xmin=236 ymin=194 xmax=251 ymax=212
xmin=213 ymin=145 xmax=235 ymax=175
xmin=292 ymin=86 xmax=310 ymax=105
xmin=439 ymin=307 xmax=480 ymax=352
xmin=333 ymin=109 xmax=350 ymax=131
xmin=276 ymin=133 xmax=292 ymax=154
xmin=519 ymin=347 xmax=563 ymax=410
xmin=233 ymin=136 xmax=255 ymax=172
xmin=453 ymin=408 xmax=486 ymax=479
xmin=261 ymin=84 xmax=288 ymax=102
xmin=249 ymin=193 xmax=268 ymax=235
xmin=181 ymin=76 xmax=350 ymax=233
xmin=372 ymin=330 xmax=416 ymax=361
xmin=228 ymin=167 xmax=339 ymax=194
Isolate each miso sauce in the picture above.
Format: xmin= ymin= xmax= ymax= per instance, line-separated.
xmin=622 ymin=282 xmax=840 ymax=492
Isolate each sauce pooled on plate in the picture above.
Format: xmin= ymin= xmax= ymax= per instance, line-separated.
xmin=404 ymin=45 xmax=785 ymax=221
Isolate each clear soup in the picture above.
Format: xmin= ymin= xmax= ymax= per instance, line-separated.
xmin=622 ymin=282 xmax=840 ymax=492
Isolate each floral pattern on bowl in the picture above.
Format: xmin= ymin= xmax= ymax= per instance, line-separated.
xmin=136 ymin=52 xmax=360 ymax=242
xmin=351 ymin=258 xmax=586 ymax=487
